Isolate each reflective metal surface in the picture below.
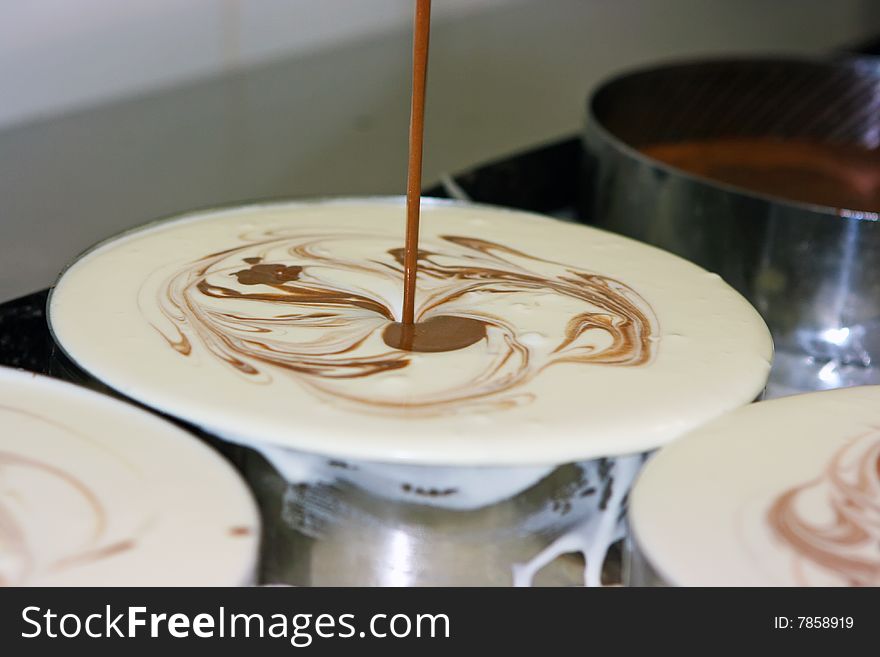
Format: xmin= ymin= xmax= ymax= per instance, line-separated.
xmin=241 ymin=448 xmax=642 ymax=587
xmin=622 ymin=533 xmax=666 ymax=587
xmin=41 ymin=340 xmax=643 ymax=587
xmin=582 ymin=57 xmax=880 ymax=395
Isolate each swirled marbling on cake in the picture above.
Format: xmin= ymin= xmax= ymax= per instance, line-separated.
xmin=49 ymin=198 xmax=772 ymax=465
xmin=0 ymin=436 xmax=133 ymax=586
xmin=768 ymin=431 xmax=880 ymax=586
xmin=0 ymin=367 xmax=259 ymax=586
xmin=148 ymin=228 xmax=656 ymax=415
xmin=630 ymin=386 xmax=880 ymax=586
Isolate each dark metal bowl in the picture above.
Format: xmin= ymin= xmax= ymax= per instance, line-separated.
xmin=582 ymin=56 xmax=880 ymax=395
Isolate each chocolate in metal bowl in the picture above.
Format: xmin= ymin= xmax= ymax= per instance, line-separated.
xmin=582 ymin=56 xmax=880 ymax=396
xmin=47 ymin=196 xmax=772 ymax=586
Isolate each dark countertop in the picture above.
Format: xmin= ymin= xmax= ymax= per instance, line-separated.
xmin=0 ymin=291 xmax=52 ymax=373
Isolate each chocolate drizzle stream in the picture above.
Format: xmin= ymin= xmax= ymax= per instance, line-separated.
xmin=401 ymin=0 xmax=432 ymax=327
xmin=147 ymin=228 xmax=658 ymax=415
xmin=767 ymin=431 xmax=880 ymax=586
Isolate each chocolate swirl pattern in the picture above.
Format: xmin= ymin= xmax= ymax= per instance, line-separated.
xmin=0 ymin=408 xmax=139 ymax=587
xmin=767 ymin=431 xmax=880 ymax=586
xmin=0 ymin=368 xmax=261 ymax=587
xmin=146 ymin=229 xmax=658 ymax=415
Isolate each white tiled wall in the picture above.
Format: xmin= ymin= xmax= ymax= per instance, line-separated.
xmin=2 ymin=0 xmax=880 ymax=302
xmin=2 ymin=0 xmax=879 ymax=130
xmin=0 ymin=0 xmax=513 ymax=129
